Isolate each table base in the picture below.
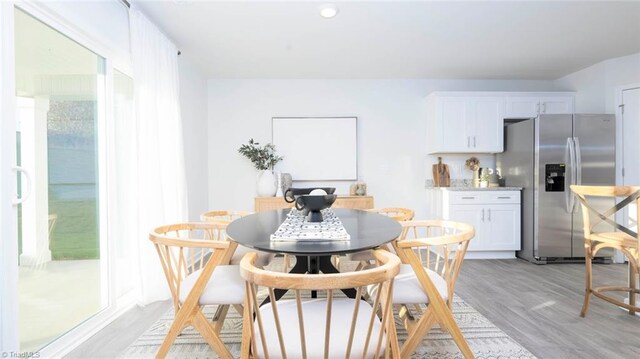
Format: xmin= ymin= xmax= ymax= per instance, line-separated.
xmin=261 ymin=255 xmax=358 ymax=306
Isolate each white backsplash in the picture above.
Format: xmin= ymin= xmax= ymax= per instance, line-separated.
xmin=425 ymin=178 xmax=472 ymax=188
xmin=426 ymin=153 xmax=496 ymax=182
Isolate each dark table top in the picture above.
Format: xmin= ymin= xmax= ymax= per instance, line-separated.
xmin=226 ymin=208 xmax=402 ymax=256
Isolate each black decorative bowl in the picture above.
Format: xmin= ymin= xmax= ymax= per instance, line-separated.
xmin=284 ymin=187 xmax=336 ymax=203
xmin=294 ymin=194 xmax=337 ymax=222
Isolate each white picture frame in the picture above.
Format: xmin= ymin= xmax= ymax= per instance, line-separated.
xmin=272 ymin=117 xmax=357 ymax=181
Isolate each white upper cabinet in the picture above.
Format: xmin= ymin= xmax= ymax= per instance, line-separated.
xmin=473 ymin=98 xmax=504 ymax=152
xmin=505 ymin=93 xmax=574 ymax=118
xmin=439 ymin=98 xmax=469 ymax=151
xmin=538 ymin=96 xmax=574 ymax=114
xmin=504 ymin=97 xmax=540 ymax=118
xmin=427 ymin=93 xmax=504 ymax=153
xmin=427 ymin=91 xmax=575 ymax=154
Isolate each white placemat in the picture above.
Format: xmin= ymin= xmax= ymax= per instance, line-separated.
xmin=270 ymin=208 xmax=351 ymax=242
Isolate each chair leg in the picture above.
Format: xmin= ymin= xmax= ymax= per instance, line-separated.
xmin=355 ymin=260 xmax=372 ymax=272
xmin=629 ymin=264 xmax=637 ymax=316
xmin=157 ymin=307 xmax=191 ymax=358
xmin=192 ymin=309 xmax=234 ymax=359
xmin=399 ymin=307 xmax=437 ymax=359
xmin=433 ymin=305 xmax=474 ymax=359
xmin=241 ymin=285 xmax=255 ymax=359
xmin=580 ymin=247 xmax=593 ymax=318
xmin=283 ymin=254 xmax=290 ymax=272
xmin=212 ymin=305 xmax=230 ymax=334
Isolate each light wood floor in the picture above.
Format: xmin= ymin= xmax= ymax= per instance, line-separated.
xmin=66 ymin=259 xmax=640 ymax=359
xmin=455 ymin=259 xmax=640 ymax=359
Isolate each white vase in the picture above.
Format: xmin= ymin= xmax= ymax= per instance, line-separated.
xmin=274 ymin=172 xmax=284 ymax=197
xmin=257 ymin=170 xmax=277 ymax=197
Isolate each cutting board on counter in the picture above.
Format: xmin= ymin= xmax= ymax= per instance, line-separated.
xmin=432 ymin=157 xmax=450 ymax=187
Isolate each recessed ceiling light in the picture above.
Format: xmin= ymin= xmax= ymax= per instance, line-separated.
xmin=319 ymin=4 xmax=338 ymax=19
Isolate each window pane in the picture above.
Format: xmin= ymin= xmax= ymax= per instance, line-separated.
xmin=15 ymin=7 xmax=105 ymax=351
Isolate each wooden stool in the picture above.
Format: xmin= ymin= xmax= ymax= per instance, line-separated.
xmin=571 ymin=185 xmax=640 ymax=317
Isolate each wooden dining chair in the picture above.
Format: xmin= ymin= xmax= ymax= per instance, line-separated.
xmin=200 ymin=210 xmax=274 ymax=269
xmin=571 ymin=185 xmax=640 ymax=317
xmin=149 ymin=223 xmax=245 ymax=359
xmin=388 ymin=220 xmax=475 ymax=359
xmin=343 ymin=207 xmax=415 ymax=271
xmin=366 ymin=207 xmax=416 ymax=222
xmin=240 ymin=249 xmax=401 ymax=359
xmin=201 ymin=210 xmax=252 ymax=223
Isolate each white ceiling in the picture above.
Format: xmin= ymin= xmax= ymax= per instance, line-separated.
xmin=136 ymin=1 xmax=640 ymax=80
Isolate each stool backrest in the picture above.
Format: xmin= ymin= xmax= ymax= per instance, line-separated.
xmin=571 ymin=185 xmax=640 ymax=264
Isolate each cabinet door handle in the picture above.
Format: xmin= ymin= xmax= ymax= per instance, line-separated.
xmin=536 ymin=103 xmax=540 ymax=114
xmin=488 ymin=208 xmax=491 ymax=221
xmin=481 ymin=208 xmax=485 ymax=222
xmin=497 ymin=196 xmax=511 ymax=199
xmin=467 ymin=136 xmax=470 ymax=147
xmin=461 ymin=196 xmax=475 ymax=199
xmin=542 ymin=103 xmax=547 ymax=113
xmin=473 ymin=136 xmax=476 ymax=147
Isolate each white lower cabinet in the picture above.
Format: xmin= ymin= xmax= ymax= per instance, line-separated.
xmin=449 ymin=204 xmax=486 ymax=251
xmin=441 ymin=190 xmax=521 ymax=258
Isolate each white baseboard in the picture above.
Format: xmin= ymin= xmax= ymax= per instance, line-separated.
xmin=464 ymin=251 xmax=516 ymax=259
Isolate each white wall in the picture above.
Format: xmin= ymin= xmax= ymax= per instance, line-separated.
xmin=179 ymin=56 xmax=209 ymax=221
xmin=554 ymin=52 xmax=640 ymax=226
xmin=208 ymin=79 xmax=555 ymax=219
xmin=555 ymin=52 xmax=640 ymax=113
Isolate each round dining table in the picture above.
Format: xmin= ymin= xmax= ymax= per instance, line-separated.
xmin=226 ymin=208 xmax=402 ymax=300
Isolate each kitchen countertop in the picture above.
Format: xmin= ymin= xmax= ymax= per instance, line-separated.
xmin=427 ymin=186 xmax=523 ymax=191
xmin=424 ymin=179 xmax=522 ymax=191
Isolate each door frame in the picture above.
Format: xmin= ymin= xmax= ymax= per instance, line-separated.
xmin=0 ymin=0 xmax=19 ymax=353
xmin=614 ymin=83 xmax=640 ymax=263
xmin=1 ymin=1 xmax=136 ymax=356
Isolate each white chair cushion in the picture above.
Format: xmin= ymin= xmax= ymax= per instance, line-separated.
xmin=255 ymin=298 xmax=386 ymax=359
xmin=346 ymin=244 xmax=395 ymax=263
xmin=230 ymin=245 xmax=274 ymax=268
xmin=178 ymin=265 xmax=245 ymax=305
xmin=346 ymin=250 xmax=374 ymax=262
xmin=390 ymin=264 xmax=449 ymax=304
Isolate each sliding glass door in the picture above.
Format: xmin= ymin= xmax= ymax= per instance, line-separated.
xmin=14 ymin=7 xmax=106 ymax=352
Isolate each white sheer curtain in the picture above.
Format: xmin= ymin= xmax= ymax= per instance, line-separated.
xmin=122 ymin=8 xmax=188 ymax=304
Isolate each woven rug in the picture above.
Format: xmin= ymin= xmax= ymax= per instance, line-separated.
xmin=120 ymin=260 xmax=535 ymax=359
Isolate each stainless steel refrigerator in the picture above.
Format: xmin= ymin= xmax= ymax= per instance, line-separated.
xmin=497 ymin=114 xmax=615 ymax=264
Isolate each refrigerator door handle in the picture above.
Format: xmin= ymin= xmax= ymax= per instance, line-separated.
xmin=574 ymin=137 xmax=582 ymax=185
xmin=573 ymin=137 xmax=582 ymax=213
xmin=565 ymin=137 xmax=576 ymax=213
